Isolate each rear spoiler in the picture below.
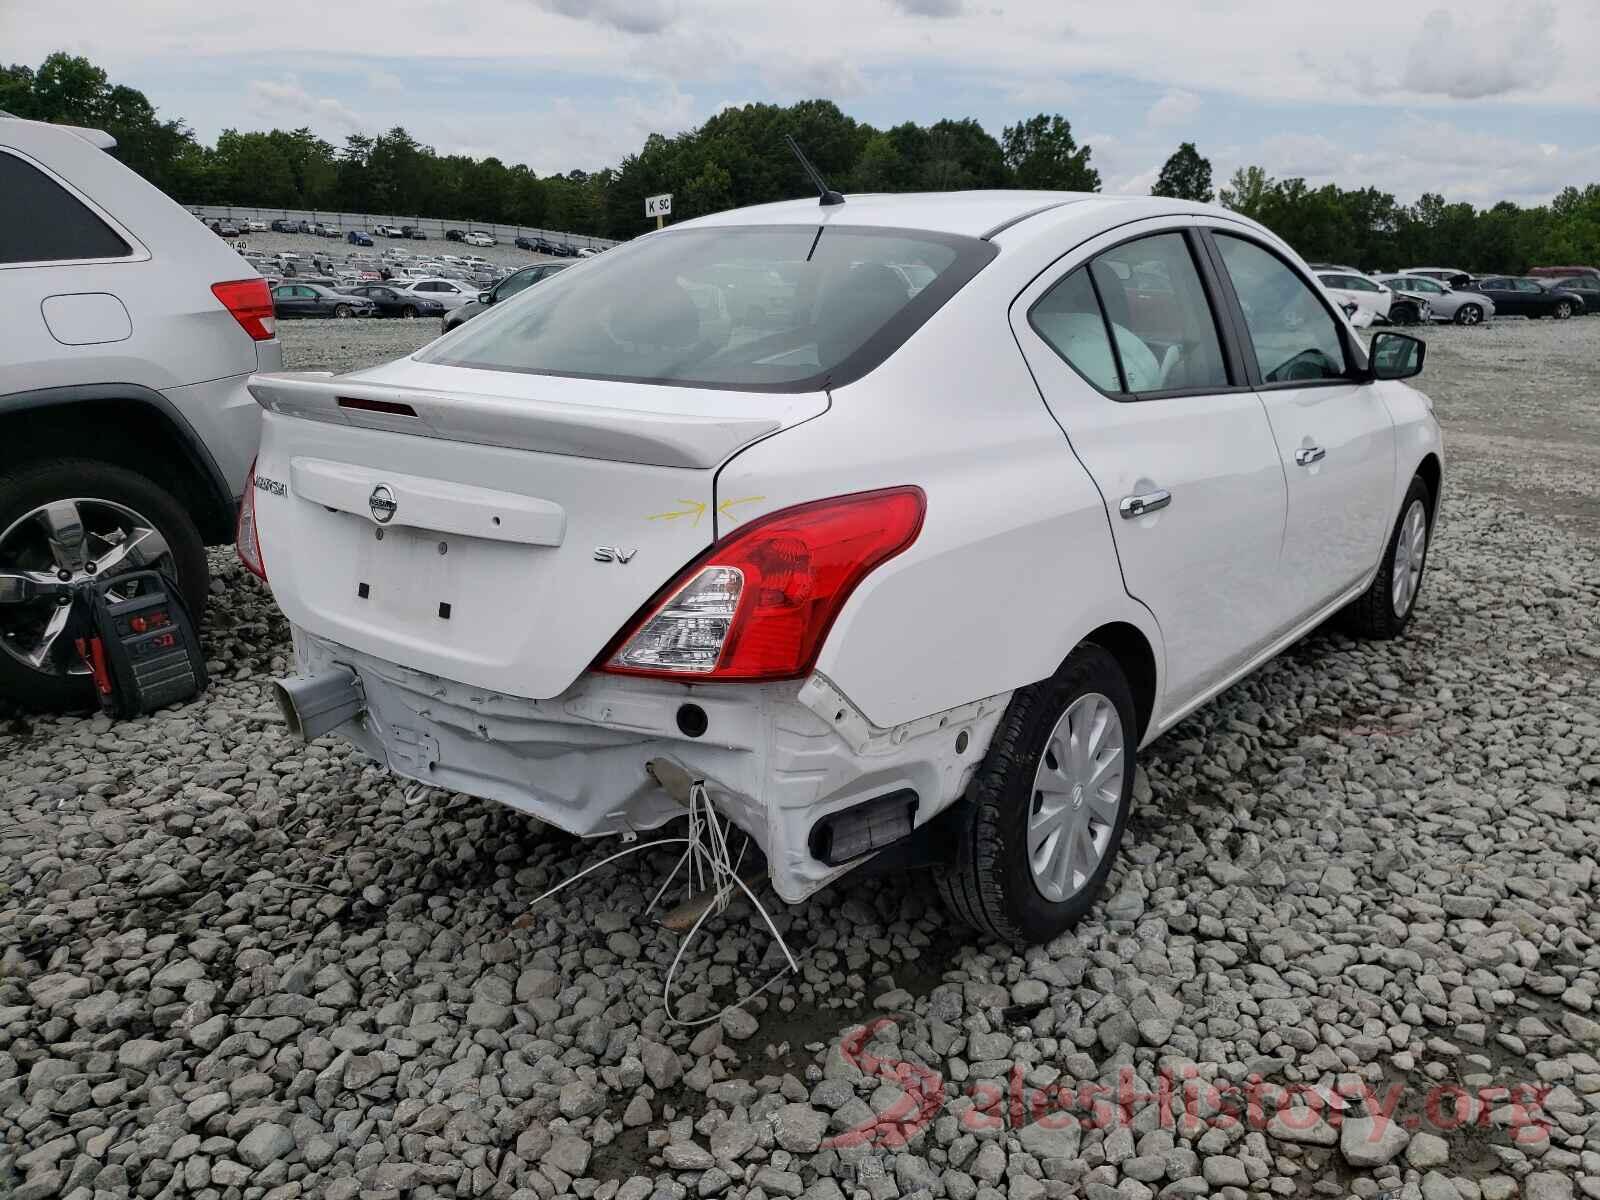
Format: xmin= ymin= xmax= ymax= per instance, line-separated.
xmin=247 ymin=371 xmax=783 ymax=470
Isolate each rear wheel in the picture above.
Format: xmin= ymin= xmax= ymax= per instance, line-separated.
xmin=1343 ymin=474 xmax=1432 ymax=640
xmin=1454 ymin=303 xmax=1483 ymax=326
xmin=936 ymin=644 xmax=1136 ymax=945
xmin=0 ymin=459 xmax=208 ymax=712
xmin=333 ymin=304 xmax=353 ymax=319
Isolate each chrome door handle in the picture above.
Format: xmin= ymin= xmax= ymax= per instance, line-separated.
xmin=1295 ymin=446 xmax=1326 ymax=466
xmin=1119 ymin=489 xmax=1171 ymax=519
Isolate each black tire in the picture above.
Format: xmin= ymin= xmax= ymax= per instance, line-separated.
xmin=0 ymin=458 xmax=208 ymax=712
xmin=1390 ymin=303 xmax=1419 ymax=327
xmin=400 ymin=305 xmax=417 ymax=319
xmin=333 ymin=304 xmax=353 ymax=319
xmin=1554 ymin=301 xmax=1573 ymax=320
xmin=1453 ymin=304 xmax=1483 ymax=326
xmin=936 ymin=644 xmax=1137 ymax=945
xmin=1342 ymin=474 xmax=1433 ymax=641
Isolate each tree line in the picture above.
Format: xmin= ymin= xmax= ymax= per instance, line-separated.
xmin=5 ymin=52 xmax=1599 ymax=271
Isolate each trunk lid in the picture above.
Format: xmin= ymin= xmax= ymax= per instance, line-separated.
xmin=248 ymin=366 xmax=825 ymax=699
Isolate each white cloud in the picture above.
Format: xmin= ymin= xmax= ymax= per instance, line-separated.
xmin=533 ymin=0 xmax=680 ymax=35
xmin=1405 ymin=4 xmax=1560 ymax=100
xmin=891 ymin=0 xmax=963 ymax=15
xmin=247 ymin=76 xmax=367 ymax=132
xmin=1146 ymin=89 xmax=1199 ymax=128
xmin=366 ymin=68 xmax=402 ymax=92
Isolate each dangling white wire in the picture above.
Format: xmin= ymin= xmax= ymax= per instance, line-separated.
xmin=525 ymin=779 xmax=800 ymax=1028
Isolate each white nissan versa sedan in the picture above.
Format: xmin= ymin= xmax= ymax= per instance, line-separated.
xmin=240 ymin=191 xmax=1441 ymax=944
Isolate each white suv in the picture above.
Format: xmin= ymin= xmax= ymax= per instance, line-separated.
xmin=0 ymin=115 xmax=281 ymax=710
xmin=243 ymin=192 xmax=1441 ymax=943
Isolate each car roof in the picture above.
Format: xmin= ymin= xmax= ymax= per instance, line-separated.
xmin=672 ymin=190 xmax=1292 ymax=248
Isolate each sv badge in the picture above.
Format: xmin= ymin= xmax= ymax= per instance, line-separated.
xmin=593 ymin=546 xmax=638 ymax=563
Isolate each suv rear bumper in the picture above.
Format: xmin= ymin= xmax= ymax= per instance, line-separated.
xmin=288 ymin=626 xmax=1009 ymax=901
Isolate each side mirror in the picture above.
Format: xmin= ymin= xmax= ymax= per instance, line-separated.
xmin=1369 ymin=331 xmax=1425 ymax=380
xmin=478 ymin=292 xmax=492 ymax=305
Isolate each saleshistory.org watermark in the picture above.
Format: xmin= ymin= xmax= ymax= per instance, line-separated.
xmin=824 ymin=1019 xmax=1556 ymax=1152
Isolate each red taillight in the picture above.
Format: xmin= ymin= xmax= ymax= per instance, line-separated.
xmin=211 ymin=278 xmax=276 ymax=341
xmin=600 ymin=487 xmax=925 ymax=681
xmin=236 ymin=458 xmax=267 ymax=580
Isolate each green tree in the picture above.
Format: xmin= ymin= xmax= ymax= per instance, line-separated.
xmin=1151 ymin=142 xmax=1213 ymax=201
xmin=1219 ymin=165 xmax=1272 ymax=219
xmin=1000 ymin=113 xmax=1099 ymax=191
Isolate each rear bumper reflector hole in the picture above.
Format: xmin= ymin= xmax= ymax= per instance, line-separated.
xmin=357 ymin=582 xmax=369 ymax=599
xmin=438 ymin=602 xmax=451 ymax=620
xmin=676 ymin=704 xmax=708 ymax=739
xmin=808 ymin=789 xmax=919 ymax=866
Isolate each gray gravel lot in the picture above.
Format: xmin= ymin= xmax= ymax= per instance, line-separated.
xmin=2 ymin=317 xmax=1597 ymax=1200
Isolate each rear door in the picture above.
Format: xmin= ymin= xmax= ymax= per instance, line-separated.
xmin=1203 ymin=227 xmax=1395 ymax=616
xmin=1010 ymin=219 xmax=1288 ymax=708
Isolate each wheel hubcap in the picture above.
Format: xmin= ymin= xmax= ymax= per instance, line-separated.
xmin=1390 ymin=499 xmax=1428 ymax=618
xmin=1027 ymin=692 xmax=1125 ymax=903
xmin=0 ymin=498 xmax=173 ymax=676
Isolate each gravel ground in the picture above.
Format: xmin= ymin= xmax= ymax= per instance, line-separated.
xmin=2 ymin=318 xmax=1597 ymax=1200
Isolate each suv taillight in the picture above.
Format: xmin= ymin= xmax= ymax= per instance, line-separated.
xmin=599 ymin=487 xmax=925 ymax=681
xmin=212 ymin=278 xmax=276 ymax=341
xmin=236 ymin=458 xmax=267 ymax=580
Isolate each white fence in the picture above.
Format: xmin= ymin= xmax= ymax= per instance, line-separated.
xmin=185 ymin=205 xmax=620 ymax=250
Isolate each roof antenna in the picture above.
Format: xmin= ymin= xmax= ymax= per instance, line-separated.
xmin=784 ymin=135 xmax=845 ymax=206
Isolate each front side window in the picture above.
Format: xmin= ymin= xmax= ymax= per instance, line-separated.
xmin=1215 ymin=234 xmax=1348 ymax=384
xmin=423 ymin=225 xmax=993 ymax=391
xmin=1086 ymin=232 xmax=1229 ymax=392
xmin=0 ymin=151 xmax=133 ymax=264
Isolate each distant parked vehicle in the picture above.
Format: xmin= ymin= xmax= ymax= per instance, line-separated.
xmin=270 ymin=218 xmax=293 ymax=233
xmin=466 ymin=230 xmax=496 ymax=247
xmin=513 ymin=235 xmax=537 ymax=251
xmin=1317 ymin=272 xmax=1392 ymax=321
xmin=1401 ymin=267 xmax=1473 ymax=290
xmin=402 ymin=225 xmax=428 ymax=240
xmin=445 ymin=228 xmax=466 ymax=243
xmin=320 ymin=225 xmax=343 ymax=239
xmin=336 ymin=284 xmax=445 ymax=319
xmin=347 ymin=230 xmax=374 ymax=246
xmin=440 ymin=261 xmax=572 ymax=332
xmin=246 ymin=220 xmax=267 ymax=233
xmin=577 ymin=246 xmax=600 ymax=258
xmin=1527 ymin=265 xmax=1599 ymax=282
xmin=1373 ymin=274 xmax=1494 ymax=325
xmin=552 ymin=242 xmax=578 ymax=258
xmin=1542 ymin=275 xmax=1600 ymax=312
xmin=397 ymin=277 xmax=481 ymax=310
xmin=1374 ymin=281 xmax=1430 ymax=326
xmin=270 ymin=283 xmax=377 ymax=319
xmin=211 ymin=220 xmax=240 ymax=238
xmin=1471 ymin=276 xmax=1584 ymax=319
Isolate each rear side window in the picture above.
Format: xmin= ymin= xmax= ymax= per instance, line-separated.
xmin=0 ymin=151 xmax=132 ymax=264
xmin=1030 ymin=268 xmax=1121 ymax=392
xmin=422 ymin=224 xmax=996 ymax=392
xmin=1030 ymin=231 xmax=1229 ymax=395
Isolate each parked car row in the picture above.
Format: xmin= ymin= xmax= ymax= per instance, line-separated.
xmin=1310 ymin=263 xmax=1594 ymax=327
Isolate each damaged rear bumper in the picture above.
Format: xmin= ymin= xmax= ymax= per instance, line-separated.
xmin=286 ymin=627 xmax=1010 ymax=902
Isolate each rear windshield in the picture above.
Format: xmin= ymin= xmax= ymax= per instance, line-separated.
xmin=419 ymin=224 xmax=995 ymax=391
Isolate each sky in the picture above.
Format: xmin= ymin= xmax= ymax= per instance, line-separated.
xmin=5 ymin=0 xmax=1598 ymax=207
